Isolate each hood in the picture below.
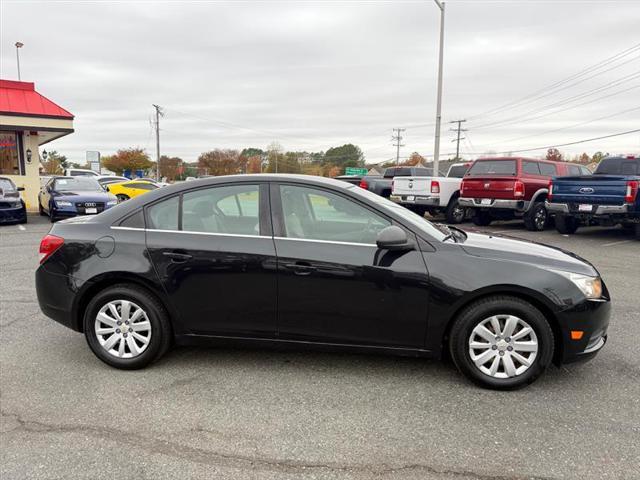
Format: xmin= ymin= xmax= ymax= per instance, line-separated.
xmin=460 ymin=232 xmax=598 ymax=276
xmin=53 ymin=191 xmax=115 ymax=202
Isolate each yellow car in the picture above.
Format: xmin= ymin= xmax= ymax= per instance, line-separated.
xmin=106 ymin=180 xmax=159 ymax=202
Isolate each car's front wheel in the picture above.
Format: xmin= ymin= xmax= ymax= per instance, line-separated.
xmin=523 ymin=202 xmax=548 ymax=231
xmin=83 ymin=284 xmax=172 ymax=369
xmin=449 ymin=296 xmax=554 ymax=390
xmin=445 ymin=197 xmax=466 ymax=224
xmin=116 ymin=194 xmax=130 ymax=203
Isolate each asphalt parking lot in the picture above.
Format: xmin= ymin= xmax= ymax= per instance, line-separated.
xmin=1 ymin=215 xmax=638 ymax=480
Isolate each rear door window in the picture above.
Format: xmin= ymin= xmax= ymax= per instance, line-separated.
xmin=538 ymin=163 xmax=557 ymax=176
xmin=147 ymin=196 xmax=179 ymax=231
xmin=467 ymin=160 xmax=517 ymax=176
xmin=522 ymin=161 xmax=541 ymax=175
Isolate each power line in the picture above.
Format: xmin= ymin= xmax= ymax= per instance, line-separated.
xmin=468 ymin=42 xmax=640 ymax=120
xmin=391 ymin=128 xmax=405 ymax=165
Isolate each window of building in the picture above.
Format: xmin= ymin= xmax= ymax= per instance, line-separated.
xmin=0 ymin=132 xmax=23 ymax=176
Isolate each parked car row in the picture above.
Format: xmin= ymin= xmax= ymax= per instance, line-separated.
xmin=354 ymin=155 xmax=637 ymax=240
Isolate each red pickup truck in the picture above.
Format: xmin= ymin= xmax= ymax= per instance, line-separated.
xmin=459 ymin=157 xmax=590 ymax=231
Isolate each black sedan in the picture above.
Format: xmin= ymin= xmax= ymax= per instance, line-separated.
xmin=0 ymin=177 xmax=27 ymax=224
xmin=35 ymin=174 xmax=610 ymax=389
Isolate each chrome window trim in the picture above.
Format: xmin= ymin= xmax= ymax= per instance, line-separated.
xmin=110 ymin=226 xmax=269 ymax=239
xmin=273 ymin=236 xmax=377 ymax=248
xmin=110 ymin=226 xmax=377 ymax=247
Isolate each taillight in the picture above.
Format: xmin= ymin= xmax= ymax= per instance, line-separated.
xmin=39 ymin=234 xmax=64 ymax=264
xmin=460 ymin=180 xmax=466 ymax=195
xmin=548 ymin=180 xmax=553 ymax=201
xmin=431 ymin=180 xmax=440 ymax=194
xmin=625 ymin=180 xmax=638 ymax=203
xmin=514 ymin=180 xmax=525 ymax=198
xmin=359 ymin=180 xmax=368 ymax=189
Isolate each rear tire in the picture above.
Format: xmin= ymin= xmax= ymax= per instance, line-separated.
xmin=523 ymin=202 xmax=548 ymax=231
xmin=445 ymin=197 xmax=466 ymax=224
xmin=472 ymin=211 xmax=492 ymax=226
xmin=555 ymin=215 xmax=579 ymax=234
xmin=84 ymin=284 xmax=172 ymax=369
xmin=449 ymin=296 xmax=554 ymax=390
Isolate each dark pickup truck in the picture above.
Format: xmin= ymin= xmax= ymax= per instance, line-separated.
xmin=359 ymin=166 xmax=436 ymax=198
xmin=547 ymin=156 xmax=639 ymax=239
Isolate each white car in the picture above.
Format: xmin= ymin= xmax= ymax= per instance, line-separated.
xmin=390 ymin=162 xmax=472 ymax=223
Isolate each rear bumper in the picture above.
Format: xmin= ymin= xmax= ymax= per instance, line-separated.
xmin=390 ymin=194 xmax=440 ymax=206
xmin=36 ymin=266 xmax=80 ymax=332
xmin=557 ymin=297 xmax=610 ymax=364
xmin=546 ymin=201 xmax=632 ymax=216
xmin=459 ymin=197 xmax=529 ymax=211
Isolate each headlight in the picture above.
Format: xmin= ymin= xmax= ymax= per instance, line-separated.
xmin=106 ymin=200 xmax=117 ymax=206
xmin=55 ymin=200 xmax=73 ymax=207
xmin=552 ymin=270 xmax=603 ymax=299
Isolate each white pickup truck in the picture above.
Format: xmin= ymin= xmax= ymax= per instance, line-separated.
xmin=390 ymin=162 xmax=472 ymax=223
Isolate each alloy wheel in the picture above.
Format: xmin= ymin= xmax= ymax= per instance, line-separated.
xmin=468 ymin=314 xmax=538 ymax=379
xmin=94 ymin=300 xmax=151 ymax=358
xmin=535 ymin=207 xmax=547 ymax=230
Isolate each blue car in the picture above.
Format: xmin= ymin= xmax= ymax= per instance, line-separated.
xmin=38 ymin=176 xmax=118 ymax=223
xmin=0 ymin=177 xmax=27 ymax=225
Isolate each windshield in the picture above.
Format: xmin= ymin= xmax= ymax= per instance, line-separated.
xmin=467 ymin=160 xmax=517 ymax=176
xmin=0 ymin=178 xmax=16 ymax=192
xmin=347 ymin=185 xmax=447 ymax=241
xmin=594 ymin=157 xmax=639 ymax=175
xmin=54 ymin=177 xmax=103 ymax=191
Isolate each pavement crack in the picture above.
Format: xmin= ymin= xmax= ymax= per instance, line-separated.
xmin=0 ymin=409 xmax=557 ymax=479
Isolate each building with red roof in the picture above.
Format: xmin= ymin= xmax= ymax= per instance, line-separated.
xmin=0 ymin=79 xmax=74 ymax=210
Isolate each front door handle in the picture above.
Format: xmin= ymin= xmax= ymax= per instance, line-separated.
xmin=163 ymin=251 xmax=193 ymax=263
xmin=284 ymin=262 xmax=317 ymax=275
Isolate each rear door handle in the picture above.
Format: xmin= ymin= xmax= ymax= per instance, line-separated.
xmin=163 ymin=251 xmax=193 ymax=263
xmin=284 ymin=262 xmax=317 ymax=275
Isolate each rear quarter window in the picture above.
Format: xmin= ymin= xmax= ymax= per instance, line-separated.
xmin=538 ymin=163 xmax=557 ymax=176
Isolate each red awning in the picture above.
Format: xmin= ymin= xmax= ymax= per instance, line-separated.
xmin=0 ymin=79 xmax=74 ymax=119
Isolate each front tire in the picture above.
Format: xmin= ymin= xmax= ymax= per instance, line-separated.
xmin=449 ymin=296 xmax=554 ymax=390
xmin=555 ymin=215 xmax=580 ymax=234
xmin=523 ymin=202 xmax=548 ymax=231
xmin=83 ymin=284 xmax=172 ymax=369
xmin=116 ymin=194 xmax=130 ymax=203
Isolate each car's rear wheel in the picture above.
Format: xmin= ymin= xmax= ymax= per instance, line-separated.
xmin=471 ymin=211 xmax=492 ymax=226
xmin=445 ymin=197 xmax=465 ymax=224
xmin=523 ymin=202 xmax=548 ymax=231
xmin=555 ymin=215 xmax=580 ymax=234
xmin=84 ymin=284 xmax=172 ymax=369
xmin=449 ymin=296 xmax=554 ymax=390
xmin=116 ymin=194 xmax=130 ymax=203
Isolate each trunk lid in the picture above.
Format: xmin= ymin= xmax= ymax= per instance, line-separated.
xmin=551 ymin=175 xmax=629 ymax=205
xmin=461 ymin=177 xmax=517 ymax=199
xmin=393 ymin=177 xmax=433 ymax=195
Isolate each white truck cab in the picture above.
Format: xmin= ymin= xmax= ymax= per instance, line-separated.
xmin=390 ymin=162 xmax=472 ymax=223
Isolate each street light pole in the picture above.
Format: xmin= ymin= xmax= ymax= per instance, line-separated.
xmin=432 ymin=1 xmax=445 ymax=176
xmin=15 ymin=42 xmax=24 ymax=81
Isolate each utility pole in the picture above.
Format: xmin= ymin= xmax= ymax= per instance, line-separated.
xmin=15 ymin=42 xmax=23 ymax=81
xmin=392 ymin=128 xmax=405 ymax=165
xmin=449 ymin=119 xmax=467 ymax=159
xmin=432 ymin=0 xmax=445 ymax=177
xmin=152 ymin=104 xmax=164 ymax=181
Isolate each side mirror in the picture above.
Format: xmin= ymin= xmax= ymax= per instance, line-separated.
xmin=376 ymin=226 xmax=413 ymax=251
xmin=17 ymin=186 xmax=25 ymax=191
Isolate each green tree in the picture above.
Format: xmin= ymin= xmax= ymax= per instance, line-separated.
xmin=240 ymin=147 xmax=264 ymax=158
xmin=591 ymin=151 xmax=608 ymax=163
xmin=323 ymin=144 xmax=364 ymax=169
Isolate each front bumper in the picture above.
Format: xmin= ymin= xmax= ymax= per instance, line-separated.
xmin=0 ymin=205 xmax=27 ymax=223
xmin=557 ymin=297 xmax=610 ymax=364
xmin=546 ymin=201 xmax=632 ymax=216
xmin=459 ymin=197 xmax=529 ymax=211
xmin=389 ymin=194 xmax=440 ymax=206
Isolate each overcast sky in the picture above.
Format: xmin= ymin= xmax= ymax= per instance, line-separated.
xmin=1 ymin=0 xmax=639 ymax=164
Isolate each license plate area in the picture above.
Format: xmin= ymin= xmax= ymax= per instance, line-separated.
xmin=85 ymin=207 xmax=97 ymax=214
xmin=480 ymin=198 xmax=492 ymax=206
xmin=578 ymin=204 xmax=593 ymax=212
